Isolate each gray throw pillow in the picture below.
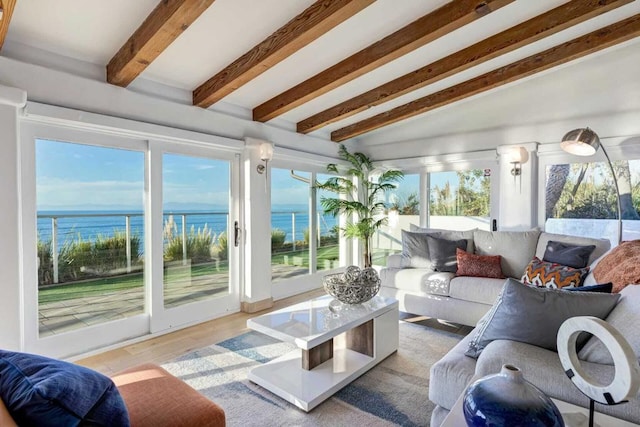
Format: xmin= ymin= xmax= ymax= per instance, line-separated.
xmin=401 ymin=230 xmax=431 ymax=268
xmin=543 ymin=240 xmax=596 ymax=269
xmin=426 ymin=235 xmax=467 ymax=273
xmin=465 ymin=278 xmax=620 ymax=359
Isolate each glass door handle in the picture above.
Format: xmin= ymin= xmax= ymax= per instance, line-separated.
xmin=234 ymin=221 xmax=240 ymax=247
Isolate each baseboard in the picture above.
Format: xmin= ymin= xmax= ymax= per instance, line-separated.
xmin=241 ymin=298 xmax=274 ymax=313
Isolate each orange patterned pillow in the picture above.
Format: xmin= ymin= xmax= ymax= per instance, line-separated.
xmin=456 ymin=248 xmax=504 ymax=278
xmin=521 ymin=257 xmax=589 ymax=289
xmin=593 ymin=240 xmax=640 ymax=293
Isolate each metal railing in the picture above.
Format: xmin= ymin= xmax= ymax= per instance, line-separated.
xmin=38 ymin=210 xmax=336 ymax=284
xmin=38 ymin=211 xmax=228 ymax=284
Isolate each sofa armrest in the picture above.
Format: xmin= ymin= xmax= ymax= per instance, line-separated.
xmin=386 ymin=253 xmax=404 ymax=268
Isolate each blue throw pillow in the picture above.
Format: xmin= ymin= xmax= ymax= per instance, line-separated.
xmin=543 ymin=240 xmax=596 ymax=269
xmin=565 ymin=282 xmax=613 ymax=293
xmin=0 ymin=350 xmax=130 ymax=427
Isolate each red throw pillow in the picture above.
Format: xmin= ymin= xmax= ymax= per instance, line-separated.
xmin=594 ymin=240 xmax=640 ymax=293
xmin=456 ymin=248 xmax=505 ymax=279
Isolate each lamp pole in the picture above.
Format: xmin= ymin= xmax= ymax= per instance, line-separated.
xmin=598 ymin=144 xmax=623 ymax=244
xmin=560 ymin=128 xmax=622 ymax=245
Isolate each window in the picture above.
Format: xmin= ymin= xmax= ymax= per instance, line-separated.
xmin=372 ymin=173 xmax=420 ymax=266
xmin=162 ymin=154 xmax=231 ymax=308
xmin=270 ymin=168 xmax=343 ymax=283
xmin=316 ymin=173 xmax=340 ymax=271
xmin=429 ymin=169 xmax=491 ymax=231
xmin=271 ymin=168 xmax=311 ymax=282
xmin=36 ymin=139 xmax=145 ymax=337
xmin=544 ymin=160 xmax=640 ymax=244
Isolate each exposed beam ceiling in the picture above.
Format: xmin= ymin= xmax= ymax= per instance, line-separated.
xmin=331 ymin=13 xmax=640 ymax=142
xmin=0 ymin=0 xmax=17 ymax=51
xmin=298 ymin=0 xmax=633 ymax=134
xmin=107 ymin=0 xmax=216 ymax=87
xmin=253 ymin=0 xmax=515 ymax=123
xmin=193 ymin=0 xmax=374 ymax=109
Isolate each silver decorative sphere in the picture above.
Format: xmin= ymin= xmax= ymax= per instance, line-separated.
xmin=324 ymin=265 xmax=381 ymax=304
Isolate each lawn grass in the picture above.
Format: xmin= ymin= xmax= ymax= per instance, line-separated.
xmin=38 ymin=262 xmax=227 ymax=304
xmin=39 ymin=246 xmax=396 ymax=304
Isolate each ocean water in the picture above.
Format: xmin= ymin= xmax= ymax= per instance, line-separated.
xmin=36 ymin=210 xmax=338 ymax=246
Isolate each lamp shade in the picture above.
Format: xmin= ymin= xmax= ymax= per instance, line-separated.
xmin=560 ymin=128 xmax=601 ymax=156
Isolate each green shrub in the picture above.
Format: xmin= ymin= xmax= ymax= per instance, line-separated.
xmin=38 ymin=231 xmax=142 ymax=286
xmin=271 ymin=229 xmax=286 ymax=251
xmin=216 ymin=232 xmax=228 ymax=260
xmin=92 ymin=231 xmax=141 ymax=274
xmin=37 ymin=237 xmax=53 ymax=286
xmin=163 ymin=216 xmax=215 ymax=264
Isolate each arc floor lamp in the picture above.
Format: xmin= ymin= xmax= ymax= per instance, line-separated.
xmin=560 ymin=128 xmax=622 ymax=244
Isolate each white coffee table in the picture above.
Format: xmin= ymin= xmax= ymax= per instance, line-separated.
xmin=440 ymin=378 xmax=637 ymax=427
xmin=247 ymin=295 xmax=399 ymax=411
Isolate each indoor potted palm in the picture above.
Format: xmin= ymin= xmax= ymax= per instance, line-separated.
xmin=317 ymin=145 xmax=403 ymax=303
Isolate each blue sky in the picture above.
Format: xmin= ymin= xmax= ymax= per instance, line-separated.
xmin=36 ymin=140 xmax=229 ymax=211
xmin=36 ymin=139 xmax=494 ymax=211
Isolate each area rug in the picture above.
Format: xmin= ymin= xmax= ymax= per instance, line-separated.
xmin=162 ymin=320 xmax=466 ymax=426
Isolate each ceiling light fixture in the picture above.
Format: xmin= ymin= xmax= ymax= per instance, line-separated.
xmin=560 ymin=127 xmax=621 ymax=243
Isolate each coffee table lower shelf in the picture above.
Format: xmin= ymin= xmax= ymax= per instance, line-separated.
xmin=248 ymin=347 xmax=375 ymax=412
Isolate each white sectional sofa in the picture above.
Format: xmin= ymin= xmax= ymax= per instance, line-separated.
xmin=429 ymin=284 xmax=640 ymax=426
xmin=379 ymin=228 xmax=611 ymax=326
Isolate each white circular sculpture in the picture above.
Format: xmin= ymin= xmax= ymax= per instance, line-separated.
xmin=557 ymin=316 xmax=640 ymax=405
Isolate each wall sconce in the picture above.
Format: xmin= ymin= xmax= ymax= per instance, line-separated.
xmin=256 ymin=142 xmax=273 ymax=174
xmin=507 ymin=147 xmax=529 ymax=192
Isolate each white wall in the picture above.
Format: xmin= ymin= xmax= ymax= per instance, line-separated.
xmin=0 ymin=85 xmax=27 ymax=351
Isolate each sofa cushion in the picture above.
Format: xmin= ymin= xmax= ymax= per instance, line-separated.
xmin=455 ymin=249 xmax=504 ymax=279
xmin=113 ymin=363 xmax=225 ymax=427
xmin=542 ymin=240 xmax=595 ymax=269
xmin=379 ymin=267 xmax=454 ymax=295
xmin=473 ymin=229 xmax=540 ymax=278
xmin=582 ymin=247 xmax=612 ymax=286
xmin=426 ymin=235 xmax=467 ymax=273
xmin=428 ymin=330 xmax=478 ymax=410
xmin=448 ymin=276 xmax=506 ymax=305
xmin=593 ymin=240 xmax=640 ymax=293
xmin=521 ymin=257 xmax=589 ymax=289
xmin=578 ymin=284 xmax=640 ymax=365
xmin=465 ymin=278 xmax=620 ymax=359
xmin=0 ymin=350 xmax=130 ymax=427
xmin=536 ymin=232 xmax=610 ymax=266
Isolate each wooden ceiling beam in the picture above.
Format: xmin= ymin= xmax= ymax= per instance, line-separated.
xmin=193 ymin=0 xmax=374 ymax=109
xmin=299 ymin=0 xmax=632 ymax=134
xmin=253 ymin=0 xmax=515 ymax=122
xmin=0 ymin=0 xmax=17 ymax=51
xmin=331 ymin=14 xmax=640 ymax=142
xmin=107 ymin=0 xmax=216 ymax=87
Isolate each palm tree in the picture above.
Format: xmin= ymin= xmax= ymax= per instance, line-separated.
xmin=317 ymin=145 xmax=403 ymax=268
xmin=545 ymin=164 xmax=570 ymax=219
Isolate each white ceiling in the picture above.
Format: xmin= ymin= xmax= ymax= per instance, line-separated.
xmin=4 ymin=0 xmax=640 ymax=155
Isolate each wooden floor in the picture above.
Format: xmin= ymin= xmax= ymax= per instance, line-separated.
xmin=76 ymin=289 xmax=325 ymax=376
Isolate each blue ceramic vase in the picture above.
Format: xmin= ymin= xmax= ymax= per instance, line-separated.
xmin=463 ymin=364 xmax=564 ymax=427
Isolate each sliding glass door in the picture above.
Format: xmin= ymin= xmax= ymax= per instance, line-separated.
xmin=21 ymin=123 xmax=241 ymax=357
xmin=149 ymin=143 xmax=240 ymax=333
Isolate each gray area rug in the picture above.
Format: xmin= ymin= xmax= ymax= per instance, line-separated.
xmin=162 ymin=319 xmax=468 ymax=427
